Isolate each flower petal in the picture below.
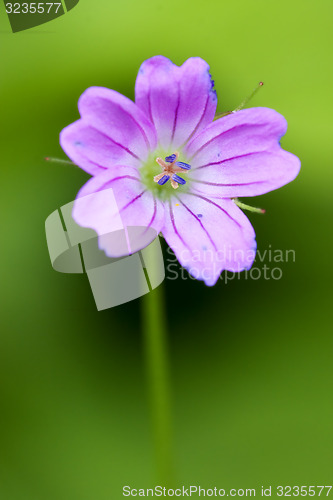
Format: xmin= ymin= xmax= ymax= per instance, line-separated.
xmin=185 ymin=107 xmax=300 ymax=197
xmin=186 ymin=108 xmax=287 ymax=160
xmin=72 ymin=166 xmax=165 ymax=257
xmin=60 ymin=87 xmax=157 ymax=175
xmin=60 ymin=120 xmax=142 ymax=175
xmin=135 ymin=56 xmax=217 ymax=151
xmin=162 ymin=194 xmax=256 ymax=286
xmin=190 ymin=148 xmax=300 ymax=198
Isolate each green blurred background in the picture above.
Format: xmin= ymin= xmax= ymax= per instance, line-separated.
xmin=1 ymin=0 xmax=332 ymax=498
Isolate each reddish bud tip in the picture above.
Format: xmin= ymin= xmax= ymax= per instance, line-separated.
xmin=45 ymin=157 xmax=50 ymax=161
xmin=261 ymin=209 xmax=266 ymax=214
xmin=259 ymin=81 xmax=264 ymax=86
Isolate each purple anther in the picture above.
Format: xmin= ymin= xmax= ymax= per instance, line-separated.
xmin=165 ymin=154 xmax=176 ymax=162
xmin=158 ymin=175 xmax=170 ymax=185
xmin=172 ymin=174 xmax=186 ymax=185
xmin=175 ymin=161 xmax=191 ymax=170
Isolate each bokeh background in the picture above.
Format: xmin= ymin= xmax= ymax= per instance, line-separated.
xmin=1 ymin=0 xmax=332 ymax=498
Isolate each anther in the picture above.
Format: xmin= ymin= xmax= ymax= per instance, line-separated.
xmin=175 ymin=161 xmax=191 ymax=170
xmin=172 ymin=174 xmax=186 ymax=185
xmin=157 ymin=175 xmax=170 ymax=185
xmin=165 ymin=154 xmax=177 ymax=163
xmin=154 ymin=172 xmax=166 ymax=183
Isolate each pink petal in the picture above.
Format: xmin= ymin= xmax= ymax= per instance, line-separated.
xmin=185 ymin=108 xmax=300 ymax=197
xmin=72 ymin=166 xmax=165 ymax=257
xmin=135 ymin=56 xmax=217 ymax=151
xmin=60 ymin=87 xmax=157 ymax=175
xmin=190 ymin=148 xmax=300 ymax=198
xmin=162 ymin=194 xmax=256 ymax=286
xmin=60 ymin=120 xmax=142 ymax=175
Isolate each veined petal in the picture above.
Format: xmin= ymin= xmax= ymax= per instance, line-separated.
xmin=60 ymin=119 xmax=142 ymax=175
xmin=190 ymin=148 xmax=300 ymax=198
xmin=60 ymin=87 xmax=157 ymax=175
xmin=72 ymin=166 xmax=165 ymax=257
xmin=162 ymin=194 xmax=256 ymax=286
xmin=185 ymin=107 xmax=287 ymax=161
xmin=185 ymin=107 xmax=300 ymax=197
xmin=135 ymin=56 xmax=217 ymax=151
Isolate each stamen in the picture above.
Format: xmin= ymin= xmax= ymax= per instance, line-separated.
xmin=157 ymin=174 xmax=170 ymax=185
xmin=173 ymin=166 xmax=190 ymax=173
xmin=175 ymin=161 xmax=191 ymax=170
xmin=154 ymin=172 xmax=166 ymax=183
xmin=154 ymin=152 xmax=190 ymax=189
xmin=156 ymin=157 xmax=168 ymax=169
xmin=165 ymin=154 xmax=177 ymax=163
xmin=172 ymin=174 xmax=186 ymax=185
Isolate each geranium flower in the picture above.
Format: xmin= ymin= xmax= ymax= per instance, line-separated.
xmin=60 ymin=56 xmax=300 ymax=286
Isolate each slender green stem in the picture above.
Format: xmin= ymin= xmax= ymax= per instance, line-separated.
xmin=142 ymin=284 xmax=173 ymax=484
xmin=44 ymin=156 xmax=76 ymax=165
xmin=233 ymin=81 xmax=264 ymax=112
xmin=214 ymin=81 xmax=264 ymax=120
xmin=233 ymin=198 xmax=266 ymax=214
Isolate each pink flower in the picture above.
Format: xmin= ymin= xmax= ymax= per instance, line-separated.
xmin=60 ymin=56 xmax=300 ymax=286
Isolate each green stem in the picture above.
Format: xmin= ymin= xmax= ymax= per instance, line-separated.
xmin=142 ymin=284 xmax=173 ymax=484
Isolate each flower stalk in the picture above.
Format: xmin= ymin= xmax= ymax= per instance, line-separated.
xmin=141 ymin=283 xmax=174 ymax=483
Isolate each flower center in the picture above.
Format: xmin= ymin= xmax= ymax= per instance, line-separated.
xmin=153 ymin=151 xmax=191 ymax=190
